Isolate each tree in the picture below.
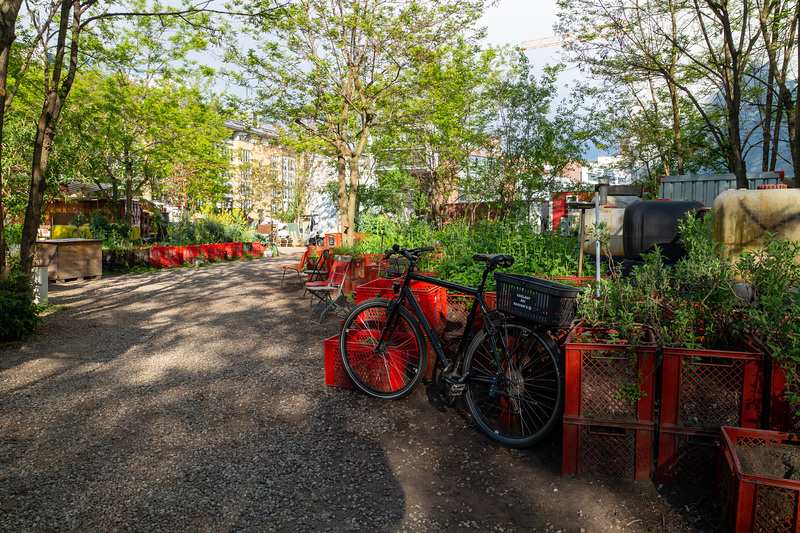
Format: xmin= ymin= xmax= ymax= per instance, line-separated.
xmin=0 ymin=0 xmax=284 ymax=275
xmin=65 ymin=72 xmax=231 ymax=222
xmin=229 ymin=0 xmax=485 ymax=246
xmin=466 ymin=54 xmax=588 ymax=222
xmin=754 ymin=0 xmax=799 ymax=185
xmin=558 ymin=0 xmax=783 ymax=189
xmin=371 ymin=39 xmax=499 ymax=225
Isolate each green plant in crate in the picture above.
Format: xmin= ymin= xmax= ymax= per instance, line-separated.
xmin=735 ymin=234 xmax=800 ymax=422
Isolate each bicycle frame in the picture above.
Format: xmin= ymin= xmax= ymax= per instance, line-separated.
xmin=376 ymin=259 xmax=506 ymax=384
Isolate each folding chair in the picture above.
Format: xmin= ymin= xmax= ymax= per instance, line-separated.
xmin=305 ymin=255 xmax=351 ymax=324
xmin=303 ymin=248 xmax=330 ymax=286
xmin=280 ymin=248 xmax=310 ymax=289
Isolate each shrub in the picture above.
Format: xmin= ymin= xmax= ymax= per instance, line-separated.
xmin=0 ymin=269 xmax=43 ymax=342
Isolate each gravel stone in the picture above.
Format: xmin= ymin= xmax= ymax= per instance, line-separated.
xmin=1 ymin=251 xmax=717 ymax=532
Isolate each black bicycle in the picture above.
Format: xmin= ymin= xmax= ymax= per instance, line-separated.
xmin=338 ymin=244 xmax=580 ymax=447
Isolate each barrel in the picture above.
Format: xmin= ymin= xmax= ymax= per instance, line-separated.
xmin=712 ymin=185 xmax=800 ymax=261
xmin=623 ymin=200 xmax=704 ymax=262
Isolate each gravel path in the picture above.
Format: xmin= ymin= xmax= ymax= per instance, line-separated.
xmin=1 ymin=251 xmax=718 ymax=532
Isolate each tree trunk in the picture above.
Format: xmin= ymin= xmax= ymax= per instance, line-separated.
xmin=335 ymin=142 xmax=349 ymax=244
xmin=19 ymin=0 xmax=79 ymax=275
xmin=0 ymin=0 xmax=23 ymax=274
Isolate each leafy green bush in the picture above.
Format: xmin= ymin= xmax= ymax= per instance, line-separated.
xmin=0 ymin=269 xmax=43 ymax=342
xmin=355 ymin=216 xmax=592 ymax=289
xmin=166 ymin=211 xmax=261 ymax=245
xmin=88 ymin=213 xmax=131 ymax=246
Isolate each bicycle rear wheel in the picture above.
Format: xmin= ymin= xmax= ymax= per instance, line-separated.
xmin=463 ymin=319 xmax=563 ymax=447
xmin=340 ymin=298 xmax=427 ymax=400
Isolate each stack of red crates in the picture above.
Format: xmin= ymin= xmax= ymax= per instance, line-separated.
xmin=656 ymin=345 xmax=764 ymax=486
xmin=562 ymin=326 xmax=657 ymax=480
xmin=355 ymin=278 xmax=447 ymax=331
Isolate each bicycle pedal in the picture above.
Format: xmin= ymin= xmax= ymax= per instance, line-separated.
xmin=449 ymin=383 xmax=466 ymax=396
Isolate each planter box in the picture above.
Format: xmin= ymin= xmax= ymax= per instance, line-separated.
xmin=355 ymin=278 xmax=447 ymax=330
xmin=223 ymin=242 xmax=243 ymax=259
xmin=179 ymin=245 xmax=203 ymax=264
xmin=564 ymin=327 xmax=657 ymax=423
xmin=660 ymin=345 xmax=764 ymax=430
xmin=36 ymin=239 xmax=102 ymax=282
xmin=324 ymin=335 xmax=356 ymax=389
xmin=718 ymin=426 xmax=800 ymax=532
xmin=444 ymin=291 xmax=497 ymax=339
xmin=562 ymin=416 xmax=654 ymax=480
xmin=149 ymin=246 xmax=180 ymax=268
xmin=206 ymin=244 xmax=225 ymax=261
xmin=656 ymin=424 xmax=720 ymax=486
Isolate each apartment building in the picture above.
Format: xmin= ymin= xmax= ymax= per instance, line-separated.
xmin=223 ymin=120 xmax=303 ymax=221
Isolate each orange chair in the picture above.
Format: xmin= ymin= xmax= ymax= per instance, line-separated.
xmin=305 ymin=255 xmax=351 ymax=324
xmin=280 ymin=248 xmax=310 ymax=289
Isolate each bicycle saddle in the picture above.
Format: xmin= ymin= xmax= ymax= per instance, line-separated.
xmin=472 ymin=254 xmax=515 ymax=269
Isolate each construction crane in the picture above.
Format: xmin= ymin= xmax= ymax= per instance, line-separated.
xmin=521 ymin=23 xmax=625 ymax=50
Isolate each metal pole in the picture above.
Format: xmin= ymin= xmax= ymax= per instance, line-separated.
xmin=595 ymin=188 xmax=601 ymax=297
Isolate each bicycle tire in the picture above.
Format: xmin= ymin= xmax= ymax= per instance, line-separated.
xmin=463 ymin=319 xmax=563 ymax=447
xmin=340 ymin=298 xmax=427 ymax=400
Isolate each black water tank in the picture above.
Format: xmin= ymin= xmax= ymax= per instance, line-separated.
xmin=622 ymin=200 xmax=704 ymax=263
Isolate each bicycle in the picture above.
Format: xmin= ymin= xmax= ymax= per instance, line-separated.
xmin=339 ymin=244 xmax=581 ymax=447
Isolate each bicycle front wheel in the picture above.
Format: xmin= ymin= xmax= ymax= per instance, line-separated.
xmin=340 ymin=298 xmax=427 ymax=400
xmin=463 ymin=319 xmax=563 ymax=447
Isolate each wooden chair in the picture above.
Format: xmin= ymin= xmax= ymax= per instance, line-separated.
xmin=305 ymin=255 xmax=351 ymax=324
xmin=280 ymin=248 xmax=310 ymax=289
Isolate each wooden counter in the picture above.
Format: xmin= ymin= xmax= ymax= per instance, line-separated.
xmin=36 ymin=239 xmax=102 ymax=282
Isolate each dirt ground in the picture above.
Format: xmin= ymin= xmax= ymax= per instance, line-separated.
xmin=0 ymin=250 xmax=723 ymax=532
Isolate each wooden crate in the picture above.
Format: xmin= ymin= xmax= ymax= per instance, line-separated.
xmin=36 ymin=239 xmax=102 ymax=282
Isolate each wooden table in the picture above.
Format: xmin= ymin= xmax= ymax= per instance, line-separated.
xmin=36 ymin=238 xmax=102 ymax=282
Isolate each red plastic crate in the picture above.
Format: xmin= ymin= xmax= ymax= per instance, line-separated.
xmin=660 ymin=345 xmax=764 ymax=430
xmin=250 ymin=242 xmax=266 ymax=255
xmin=325 ymin=332 xmax=410 ymax=390
xmin=763 ymin=347 xmax=795 ymax=432
xmin=179 ymin=245 xmax=203 ymax=264
xmin=222 ymin=242 xmax=243 ymax=259
xmin=718 ymin=426 xmax=800 ymax=532
xmin=149 ymin=246 xmax=180 ymax=268
xmin=562 ymin=416 xmax=654 ymax=480
xmin=206 ymin=244 xmax=225 ymax=261
xmin=324 ymin=335 xmax=355 ymax=389
xmin=355 ymin=278 xmax=447 ymax=330
xmin=564 ymin=326 xmax=657 ymax=423
xmin=656 ymin=424 xmax=720 ymax=485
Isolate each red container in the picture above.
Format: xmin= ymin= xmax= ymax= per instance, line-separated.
xmin=718 ymin=426 xmax=800 ymax=533
xmin=206 ymin=244 xmax=225 ymax=261
xmin=660 ymin=345 xmax=764 ymax=430
xmin=562 ymin=416 xmax=654 ymax=480
xmin=656 ymin=424 xmax=720 ymax=485
xmin=325 ymin=233 xmax=342 ymax=248
xmin=324 ymin=335 xmax=356 ymax=389
xmin=355 ymin=278 xmax=447 ymax=330
xmin=149 ymin=246 xmax=180 ymax=268
xmin=223 ymin=242 xmax=243 ymax=259
xmin=196 ymin=245 xmax=211 ymax=260
xmin=763 ymin=348 xmax=793 ymax=432
xmin=564 ymin=327 xmax=657 ymax=423
xmin=326 ymin=331 xmax=410 ymax=390
xmin=179 ymin=245 xmax=202 ymax=264
xmin=444 ymin=292 xmax=497 ymax=339
xmin=250 ymin=242 xmax=266 ymax=255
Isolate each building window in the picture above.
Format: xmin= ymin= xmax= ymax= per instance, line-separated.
xmin=241 ymin=149 xmax=251 ymax=163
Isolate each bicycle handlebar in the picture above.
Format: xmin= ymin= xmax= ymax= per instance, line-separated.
xmin=383 ymin=245 xmax=435 ymax=261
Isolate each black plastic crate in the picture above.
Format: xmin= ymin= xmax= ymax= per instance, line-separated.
xmin=494 ymin=273 xmax=580 ymax=327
